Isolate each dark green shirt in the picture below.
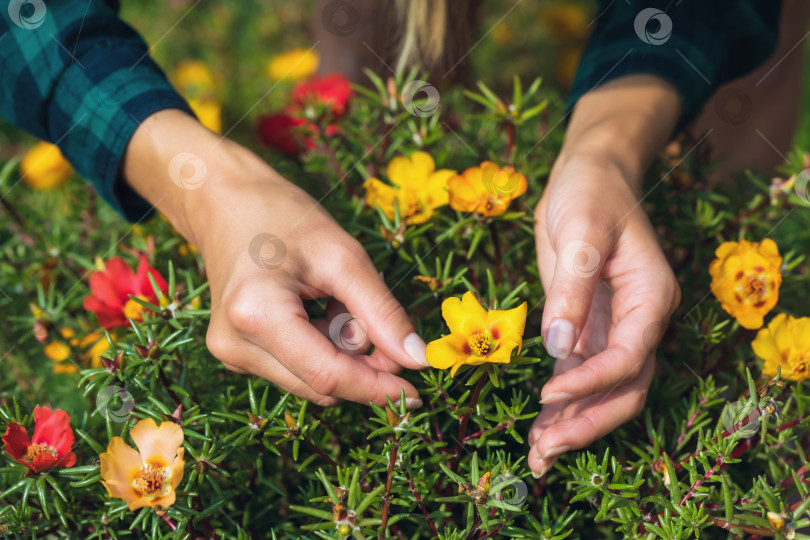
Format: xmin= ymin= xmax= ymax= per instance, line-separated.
xmin=569 ymin=0 xmax=783 ymax=126
xmin=0 ymin=1 xmax=783 ymax=221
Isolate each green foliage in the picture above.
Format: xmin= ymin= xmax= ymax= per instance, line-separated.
xmin=2 ymin=19 xmax=810 ymax=540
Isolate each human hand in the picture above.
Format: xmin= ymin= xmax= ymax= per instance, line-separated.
xmin=528 ymin=154 xmax=680 ymax=477
xmin=124 ymin=110 xmax=428 ymax=408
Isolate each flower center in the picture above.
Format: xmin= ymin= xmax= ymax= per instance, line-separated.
xmin=26 ymin=443 xmax=57 ymax=461
xmin=132 ymin=464 xmax=172 ymax=499
xmin=468 ymin=331 xmax=493 ymax=357
xmin=735 ymin=271 xmax=773 ymax=307
xmin=123 ymin=295 xmax=149 ymax=321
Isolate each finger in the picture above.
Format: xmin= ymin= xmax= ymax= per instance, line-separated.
xmin=528 ymin=354 xmax=586 ymax=447
xmin=538 ymin=217 xmax=616 ymax=361
xmin=325 ymin=243 xmax=429 ymax=371
xmin=242 ymin=284 xmax=422 ymax=407
xmin=223 ymin=341 xmax=341 ymax=407
xmin=539 ymin=288 xmax=668 ymax=403
xmin=528 ymin=357 xmax=654 ymax=477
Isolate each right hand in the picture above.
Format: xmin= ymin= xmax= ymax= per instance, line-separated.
xmin=124 ymin=110 xmax=428 ymax=408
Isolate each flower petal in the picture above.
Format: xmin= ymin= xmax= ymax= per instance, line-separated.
xmin=32 ymin=407 xmax=73 ymax=454
xmin=486 ymin=301 xmax=527 ymax=354
xmin=169 ymin=449 xmax=185 ymax=489
xmin=100 ymin=437 xmax=143 ymax=508
xmin=425 ymin=334 xmax=469 ymax=369
xmin=130 ymin=419 xmax=184 ymax=466
xmin=442 ymin=292 xmax=487 ymax=336
xmin=2 ymin=422 xmax=31 ymax=461
xmin=135 ymin=256 xmax=168 ymax=299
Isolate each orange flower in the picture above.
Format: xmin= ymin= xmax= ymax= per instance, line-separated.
xmin=426 ymin=292 xmax=527 ymax=376
xmin=709 ymin=239 xmax=782 ymax=329
xmin=363 ymin=152 xmax=455 ymax=225
xmin=752 ymin=313 xmax=810 ymax=381
xmin=100 ymin=418 xmax=185 ymax=511
xmin=448 ymin=162 xmax=527 ymax=217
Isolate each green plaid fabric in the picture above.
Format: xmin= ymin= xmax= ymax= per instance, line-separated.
xmin=0 ymin=0 xmax=192 ymax=222
xmin=569 ymin=0 xmax=782 ymax=127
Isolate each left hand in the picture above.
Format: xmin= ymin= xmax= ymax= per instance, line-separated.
xmin=527 ymin=154 xmax=680 ymax=477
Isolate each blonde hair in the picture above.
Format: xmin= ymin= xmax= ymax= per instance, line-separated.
xmin=391 ymin=0 xmax=476 ymax=79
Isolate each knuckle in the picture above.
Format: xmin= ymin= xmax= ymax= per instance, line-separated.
xmin=225 ymin=292 xmax=266 ymax=338
xmin=206 ymin=327 xmax=233 ymax=362
xmin=306 ymin=363 xmax=340 ymax=396
xmin=313 ymin=395 xmax=340 ymax=407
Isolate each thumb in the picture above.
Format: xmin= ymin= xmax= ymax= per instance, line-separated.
xmin=328 ymin=246 xmax=430 ymax=371
xmin=540 ymin=219 xmax=615 ymax=360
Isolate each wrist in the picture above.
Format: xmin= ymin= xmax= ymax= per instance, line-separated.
xmin=122 ymin=109 xmax=270 ymax=247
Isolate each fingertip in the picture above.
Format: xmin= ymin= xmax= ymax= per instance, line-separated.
xmin=403 ymin=333 xmax=429 ymax=368
xmin=544 ymin=318 xmax=576 ymax=360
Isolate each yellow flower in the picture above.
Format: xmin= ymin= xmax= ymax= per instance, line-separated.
xmin=173 ymin=60 xmax=215 ymax=96
xmin=426 ymin=292 xmax=527 ymax=377
xmin=266 ymin=48 xmax=319 ymax=81
xmin=752 ymin=313 xmax=810 ymax=381
xmin=100 ymin=418 xmax=185 ymax=511
xmin=448 ymin=162 xmax=527 ymax=217
xmin=363 ymin=152 xmax=455 ymax=225
xmin=187 ymin=98 xmax=222 ymax=134
xmin=43 ymin=328 xmax=113 ymax=373
xmin=709 ymin=239 xmax=782 ymax=329
xmin=20 ymin=142 xmax=73 ymax=191
xmin=541 ymin=3 xmax=590 ymax=41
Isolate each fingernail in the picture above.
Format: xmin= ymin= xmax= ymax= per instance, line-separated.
xmin=531 ymin=471 xmax=542 ymax=479
xmin=545 ymin=319 xmax=575 ymax=359
xmin=404 ymin=333 xmax=430 ymax=367
xmin=539 ymin=392 xmax=573 ymax=404
xmin=540 ymin=445 xmax=570 ymax=460
xmin=393 ymin=397 xmax=423 ymax=410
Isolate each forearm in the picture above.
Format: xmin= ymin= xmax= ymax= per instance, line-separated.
xmin=554 ymin=75 xmax=681 ymax=191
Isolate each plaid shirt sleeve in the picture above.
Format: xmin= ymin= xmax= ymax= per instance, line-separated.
xmin=568 ymin=0 xmax=783 ymax=127
xmin=0 ymin=0 xmax=193 ymax=222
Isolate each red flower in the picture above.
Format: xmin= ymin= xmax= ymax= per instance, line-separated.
xmin=292 ymin=73 xmax=353 ymax=118
xmin=3 ymin=407 xmax=77 ymax=473
xmin=83 ymin=255 xmax=168 ymax=330
xmin=257 ymin=107 xmax=340 ymax=157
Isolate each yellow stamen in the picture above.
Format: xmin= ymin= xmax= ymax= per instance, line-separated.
xmin=123 ymin=295 xmax=149 ymax=321
xmin=26 ymin=443 xmax=57 ymax=461
xmin=132 ymin=464 xmax=172 ymax=499
xmin=468 ymin=331 xmax=492 ymax=357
